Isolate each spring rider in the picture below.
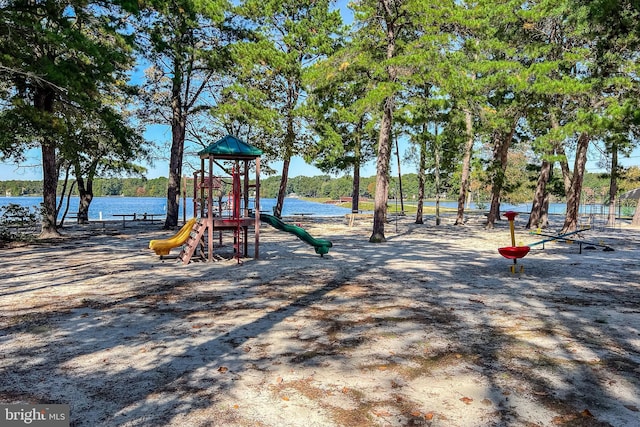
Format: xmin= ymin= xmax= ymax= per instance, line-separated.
xmin=498 ymin=211 xmax=530 ymax=273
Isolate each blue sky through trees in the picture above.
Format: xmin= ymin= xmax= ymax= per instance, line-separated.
xmin=1 ymin=1 xmax=638 ymax=181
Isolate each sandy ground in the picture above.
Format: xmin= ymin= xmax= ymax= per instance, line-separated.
xmin=1 ymin=213 xmax=639 ymax=427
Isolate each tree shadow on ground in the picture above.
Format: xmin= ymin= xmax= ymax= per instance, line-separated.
xmin=0 ymin=220 xmax=638 ymax=426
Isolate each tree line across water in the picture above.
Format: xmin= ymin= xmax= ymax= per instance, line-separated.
xmin=2 ymin=169 xmax=639 ymax=207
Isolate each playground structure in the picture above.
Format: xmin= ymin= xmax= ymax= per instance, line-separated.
xmin=164 ymin=135 xmax=264 ymax=264
xmin=258 ymin=213 xmax=332 ymax=256
xmin=189 ymin=135 xmax=261 ymax=263
xmin=150 ymin=135 xmax=333 ymax=264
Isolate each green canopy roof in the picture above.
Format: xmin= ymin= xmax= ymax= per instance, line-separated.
xmin=198 ymin=135 xmax=263 ymax=159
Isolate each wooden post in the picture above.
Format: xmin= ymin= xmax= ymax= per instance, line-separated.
xmin=193 ymin=172 xmax=198 ymax=218
xmin=182 ymin=176 xmax=186 ymax=224
xmin=208 ymin=157 xmax=213 ymax=262
xmin=255 ymin=157 xmax=260 ymax=259
xmin=200 ymin=158 xmax=205 ymax=218
xmin=243 ymin=160 xmax=249 ymax=256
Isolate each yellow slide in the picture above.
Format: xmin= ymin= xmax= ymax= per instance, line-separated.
xmin=149 ymin=218 xmax=198 ymax=256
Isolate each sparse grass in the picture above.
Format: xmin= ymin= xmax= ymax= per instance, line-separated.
xmin=330 ymin=406 xmax=375 ymax=426
xmin=271 ymin=377 xmax=327 ymax=401
xmin=270 ymin=378 xmax=377 ymax=426
xmin=328 ymin=387 xmax=377 ymax=427
xmin=290 ymin=351 xmax=324 ymax=363
xmin=28 ymin=325 xmax=52 ymax=334
xmin=398 ymin=352 xmax=478 ymax=380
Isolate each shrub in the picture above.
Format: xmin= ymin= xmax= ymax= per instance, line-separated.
xmin=0 ymin=203 xmax=39 ymax=241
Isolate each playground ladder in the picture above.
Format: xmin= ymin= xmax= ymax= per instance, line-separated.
xmin=179 ymin=219 xmax=206 ymax=265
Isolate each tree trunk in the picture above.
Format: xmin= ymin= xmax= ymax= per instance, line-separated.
xmin=486 ymin=187 xmax=502 ymax=229
xmin=274 ymin=112 xmax=296 ymax=218
xmin=77 ymin=177 xmax=94 ymax=225
xmin=558 ymin=147 xmax=572 ymax=196
xmin=369 ymin=0 xmax=397 ymax=243
xmin=415 ymin=172 xmax=424 ymax=224
xmin=455 ymin=108 xmax=474 ymax=226
xmin=164 ymin=82 xmax=186 ymax=229
xmin=528 ymin=114 xmax=561 ymax=229
xmin=632 ymin=202 xmax=640 ymax=226
xmin=40 ymin=142 xmax=59 ymax=237
xmin=561 ymin=133 xmax=589 ymax=233
xmin=60 ymin=180 xmax=77 ymax=226
xmin=485 ymin=142 xmax=505 ymax=228
xmin=351 ymin=152 xmax=361 ymax=213
xmin=56 ymin=165 xmax=72 ymax=227
xmin=351 ymin=119 xmax=365 ymax=213
xmin=541 ymin=189 xmax=551 ymax=226
xmin=274 ymin=158 xmax=290 ymax=218
xmin=394 ymin=133 xmax=404 ymax=214
xmin=485 ymin=121 xmax=516 ymax=229
xmin=35 ymin=87 xmax=60 ymax=238
xmin=415 ymin=129 xmax=427 ymax=225
xmin=606 ymin=143 xmax=618 ymax=226
xmin=369 ymin=96 xmax=394 ymax=243
xmin=527 ymin=156 xmax=552 ymax=229
xmin=434 ymin=126 xmax=441 ymax=226
xmin=73 ymin=159 xmax=98 ymax=224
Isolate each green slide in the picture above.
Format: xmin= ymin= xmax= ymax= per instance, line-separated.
xmin=259 ymin=213 xmax=333 ymax=256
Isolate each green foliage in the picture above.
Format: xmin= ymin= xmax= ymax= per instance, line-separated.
xmin=0 ymin=0 xmax=139 ymax=156
xmin=2 ymin=0 xmax=640 ymax=228
xmin=303 ymin=37 xmax=379 ymax=176
xmin=224 ymin=0 xmax=343 ymax=164
xmin=261 ymin=173 xmax=434 ymax=200
xmin=0 ymin=0 xmax=144 ymax=233
xmin=0 ymin=180 xmax=43 ymax=196
xmin=91 ymin=177 xmax=169 ymax=197
xmin=2 ymin=168 xmax=639 ymax=202
xmin=0 ymin=203 xmax=39 ymax=241
xmin=0 ymin=178 xmax=168 ymax=198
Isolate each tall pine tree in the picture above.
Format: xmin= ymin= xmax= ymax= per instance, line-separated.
xmin=0 ymin=0 xmax=139 ymax=236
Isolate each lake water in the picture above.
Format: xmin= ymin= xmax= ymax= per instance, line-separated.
xmin=0 ymin=196 xmax=623 ymax=221
xmin=0 ymin=196 xmax=352 ymax=220
xmin=403 ymin=200 xmax=631 ymax=216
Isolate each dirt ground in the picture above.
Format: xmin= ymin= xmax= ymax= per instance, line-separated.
xmin=1 ymin=214 xmax=639 ymax=426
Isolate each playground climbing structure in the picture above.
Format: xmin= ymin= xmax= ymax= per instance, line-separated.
xmin=151 ymin=135 xmax=332 ymax=263
xmin=179 ymin=135 xmax=263 ymax=264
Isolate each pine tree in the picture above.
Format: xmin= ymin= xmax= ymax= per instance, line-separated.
xmin=230 ymin=0 xmax=342 ymax=218
xmin=345 ymin=0 xmax=415 ymax=242
xmin=0 ymin=0 xmax=139 ymax=236
xmin=304 ymin=42 xmax=378 ymax=213
xmin=136 ymin=0 xmax=233 ymax=228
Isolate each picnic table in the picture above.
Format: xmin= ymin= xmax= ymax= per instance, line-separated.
xmin=139 ymin=213 xmax=165 ymax=223
xmin=113 ymin=213 xmax=165 ymax=228
xmin=112 ymin=213 xmax=137 ymax=228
